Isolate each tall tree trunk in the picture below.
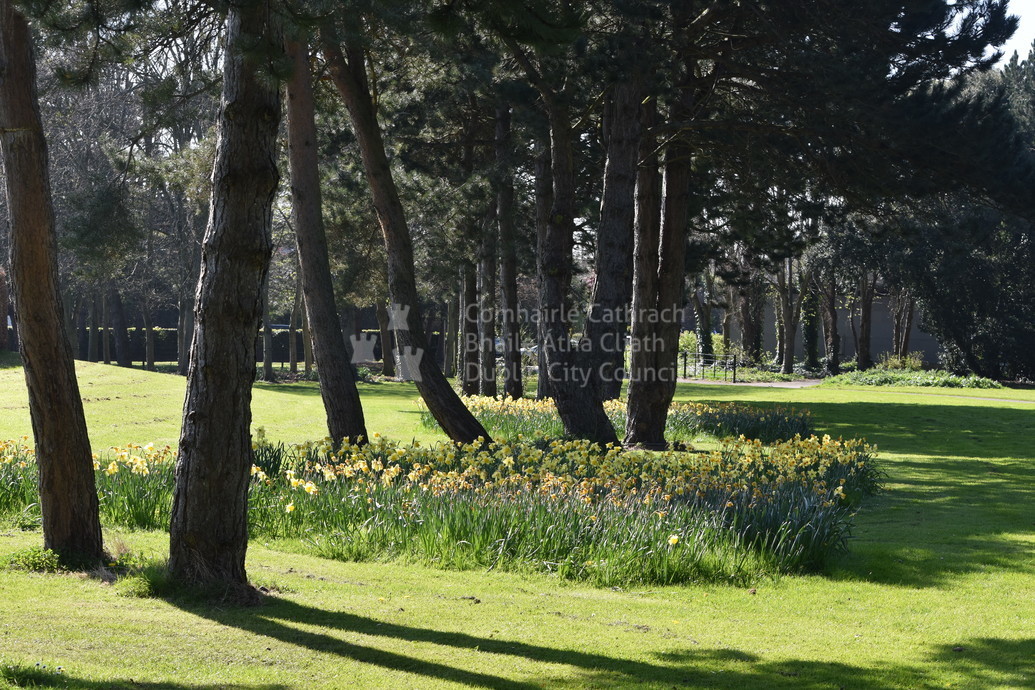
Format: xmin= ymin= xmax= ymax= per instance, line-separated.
xmin=460 ymin=265 xmax=479 ymax=395
xmin=142 ymin=307 xmax=155 ymax=370
xmin=261 ymin=279 xmax=275 ymax=382
xmin=88 ymin=293 xmax=99 ymax=362
xmin=534 ymin=100 xmax=617 ymax=443
xmin=626 ymin=99 xmax=690 ymax=448
xmin=285 ymin=40 xmax=366 ymax=441
xmin=495 ymin=106 xmax=522 ymax=400
xmin=801 ymin=280 xmax=820 ymax=370
xmin=821 ymin=268 xmax=841 ymax=375
xmin=375 ymin=300 xmax=396 ymax=377
xmin=584 ymin=79 xmax=641 ymax=401
xmin=857 ymin=271 xmax=876 ymax=370
xmin=533 ymin=135 xmax=552 ymax=400
xmin=108 ymin=285 xmax=132 ymax=367
xmin=477 ymin=214 xmax=498 ymax=397
xmin=625 ymin=97 xmax=663 ymax=445
xmin=101 ymin=290 xmax=111 ymax=364
xmin=169 ymin=3 xmax=282 ymax=587
xmin=692 ymin=282 xmax=713 ymax=357
xmin=302 ymin=304 xmax=313 ymax=375
xmin=323 ymin=33 xmax=487 ymax=443
xmin=443 ymin=293 xmax=457 ymax=379
xmin=288 ymin=277 xmax=300 ymax=374
xmin=0 ymin=0 xmax=103 ymax=562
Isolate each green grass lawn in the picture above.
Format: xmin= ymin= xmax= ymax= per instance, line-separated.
xmin=1 ymin=357 xmax=1033 ymax=688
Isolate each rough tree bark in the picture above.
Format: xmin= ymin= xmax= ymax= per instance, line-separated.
xmin=323 ymin=33 xmax=488 ymax=443
xmin=285 ymin=39 xmax=366 ymax=443
xmin=0 ymin=0 xmax=103 ymax=562
xmin=584 ymin=79 xmax=641 ymax=401
xmin=821 ymin=267 xmax=841 ymax=375
xmin=168 ymin=2 xmax=282 ymax=586
xmin=495 ymin=105 xmax=522 ymax=400
xmin=626 ymin=95 xmax=691 ymax=448
xmin=533 ymin=135 xmax=552 ymax=400
xmin=460 ymin=265 xmax=479 ymax=395
xmin=477 ymin=213 xmax=498 ymax=397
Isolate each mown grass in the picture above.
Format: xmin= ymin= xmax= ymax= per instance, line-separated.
xmin=0 ymin=358 xmax=1033 ymax=687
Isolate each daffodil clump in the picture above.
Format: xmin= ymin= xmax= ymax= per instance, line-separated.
xmin=0 ymin=437 xmax=36 ymax=522
xmin=422 ymin=396 xmax=812 ymax=444
xmin=0 ymin=430 xmax=879 ymax=586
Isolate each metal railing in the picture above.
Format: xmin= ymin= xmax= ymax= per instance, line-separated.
xmin=680 ymin=352 xmax=738 ymax=382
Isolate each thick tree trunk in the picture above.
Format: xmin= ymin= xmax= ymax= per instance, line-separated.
xmin=0 ymin=0 xmax=103 ymax=562
xmin=626 ymin=104 xmax=690 ymax=448
xmin=533 ymin=136 xmax=552 ymax=400
xmin=460 ymin=265 xmax=479 ymax=395
xmin=169 ymin=4 xmax=281 ymax=587
xmin=495 ymin=106 xmax=522 ymax=400
xmin=477 ymin=215 xmax=498 ymax=397
xmin=286 ymin=40 xmax=366 ymax=442
xmin=107 ymin=285 xmax=132 ymax=367
xmin=739 ymin=282 xmax=764 ymax=364
xmin=624 ymin=98 xmax=664 ymax=446
xmin=323 ymin=33 xmax=487 ymax=443
xmin=375 ymin=300 xmax=395 ymax=378
xmin=821 ymin=268 xmax=841 ymax=375
xmin=584 ymin=80 xmax=641 ymax=402
xmin=535 ymin=102 xmax=617 ymax=444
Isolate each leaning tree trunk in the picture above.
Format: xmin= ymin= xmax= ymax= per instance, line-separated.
xmin=285 ymin=39 xmax=366 ymax=443
xmin=168 ymin=3 xmax=281 ymax=587
xmin=0 ymin=0 xmax=103 ymax=563
xmin=583 ymin=79 xmax=641 ymax=402
xmin=323 ymin=33 xmax=487 ymax=443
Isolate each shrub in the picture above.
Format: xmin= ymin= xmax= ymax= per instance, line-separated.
xmin=822 ymin=369 xmax=1001 ymax=388
xmin=422 ymin=396 xmax=812 ymax=444
xmin=876 ymin=352 xmax=925 ymax=371
xmin=4 ymin=546 xmax=63 ymax=573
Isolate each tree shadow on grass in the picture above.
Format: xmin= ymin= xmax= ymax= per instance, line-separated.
xmin=0 ymin=663 xmax=288 ymax=690
xmin=163 ymin=594 xmax=1035 ymax=688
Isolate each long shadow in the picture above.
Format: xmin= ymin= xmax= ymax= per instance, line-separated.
xmin=0 ymin=664 xmax=288 ymax=690
xmin=165 ymin=595 xmax=1035 ymax=688
xmin=170 ymin=595 xmax=694 ymax=688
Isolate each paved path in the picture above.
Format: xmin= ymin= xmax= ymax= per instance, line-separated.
xmin=679 ymin=378 xmax=822 ymax=389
